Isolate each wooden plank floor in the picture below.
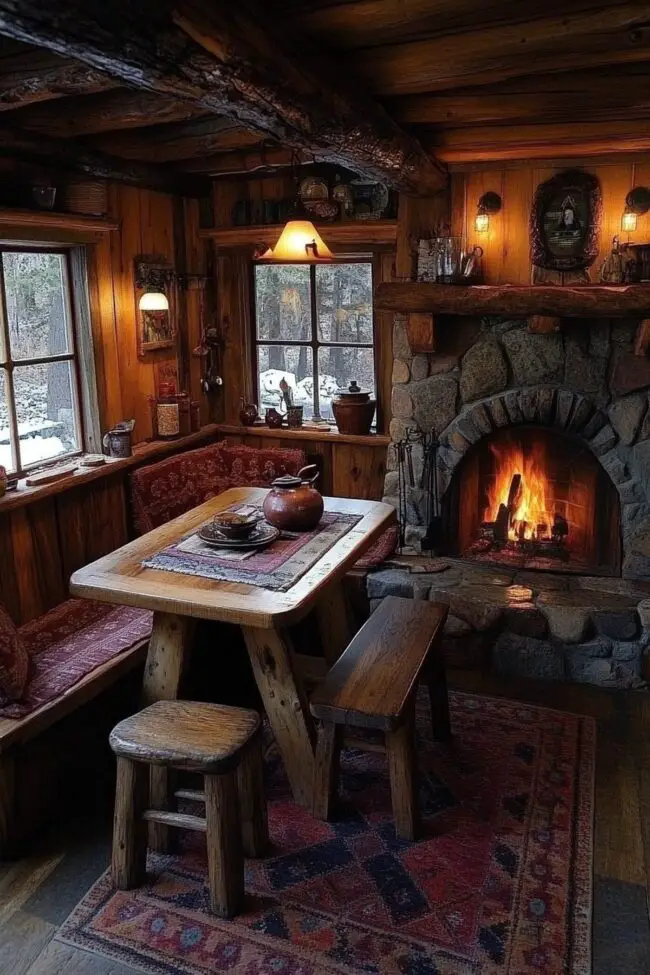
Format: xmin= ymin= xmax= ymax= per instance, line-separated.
xmin=0 ymin=670 xmax=648 ymax=974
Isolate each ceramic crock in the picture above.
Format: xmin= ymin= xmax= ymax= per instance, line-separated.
xmin=262 ymin=464 xmax=324 ymax=532
xmin=331 ymin=381 xmax=376 ymax=436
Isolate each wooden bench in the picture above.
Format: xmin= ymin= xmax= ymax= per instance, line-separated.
xmin=310 ymin=595 xmax=450 ymax=840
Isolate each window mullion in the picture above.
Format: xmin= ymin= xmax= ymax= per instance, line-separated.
xmin=309 ymin=263 xmax=322 ymax=420
xmin=0 ymin=263 xmax=20 ymax=473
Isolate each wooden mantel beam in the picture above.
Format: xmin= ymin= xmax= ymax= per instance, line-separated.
xmin=0 ymin=124 xmax=210 ymax=197
xmin=374 ymin=282 xmax=650 ymax=318
xmin=0 ymin=0 xmax=447 ymax=195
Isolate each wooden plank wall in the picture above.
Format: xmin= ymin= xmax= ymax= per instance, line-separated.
xmin=450 ymin=156 xmax=650 ymax=284
xmin=88 ymin=185 xmax=208 ymax=441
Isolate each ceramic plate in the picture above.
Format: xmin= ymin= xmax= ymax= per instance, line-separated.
xmin=198 ymin=521 xmax=280 ymax=550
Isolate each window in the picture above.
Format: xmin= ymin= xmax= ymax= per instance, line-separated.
xmin=253 ymin=261 xmax=375 ymax=421
xmin=0 ymin=248 xmax=84 ymax=475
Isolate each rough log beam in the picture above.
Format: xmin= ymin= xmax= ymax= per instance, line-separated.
xmin=90 ymin=116 xmax=260 ymax=163
xmin=12 ymin=88 xmax=208 ymax=137
xmin=374 ymin=283 xmax=650 ymax=318
xmin=0 ymin=0 xmax=446 ymax=195
xmin=0 ymin=125 xmax=210 ymax=197
xmin=0 ymin=50 xmax=117 ymax=111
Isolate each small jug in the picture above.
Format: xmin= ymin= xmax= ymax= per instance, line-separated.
xmin=263 ymin=464 xmax=324 ymax=532
xmin=103 ymin=421 xmax=134 ymax=458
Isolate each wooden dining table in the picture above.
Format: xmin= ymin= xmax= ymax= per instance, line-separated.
xmin=70 ymin=487 xmax=395 ymax=820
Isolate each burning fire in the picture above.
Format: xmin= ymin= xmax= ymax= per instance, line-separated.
xmin=485 ymin=440 xmax=554 ymax=542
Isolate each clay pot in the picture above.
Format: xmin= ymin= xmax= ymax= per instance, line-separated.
xmin=263 ymin=464 xmax=324 ymax=532
xmin=332 ymin=381 xmax=376 ymax=436
xmin=265 ymin=408 xmax=284 ymax=429
xmin=239 ymin=397 xmax=259 ymax=426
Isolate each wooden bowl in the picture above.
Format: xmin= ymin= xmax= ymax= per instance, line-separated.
xmin=212 ymin=511 xmax=259 ymax=539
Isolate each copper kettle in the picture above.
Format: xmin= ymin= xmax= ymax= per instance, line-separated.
xmin=262 ymin=464 xmax=324 ymax=532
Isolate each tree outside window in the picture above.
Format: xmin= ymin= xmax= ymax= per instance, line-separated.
xmin=254 ymin=261 xmax=375 ymax=420
xmin=0 ymin=249 xmax=83 ymax=474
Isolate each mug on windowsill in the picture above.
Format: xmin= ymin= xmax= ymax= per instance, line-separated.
xmin=103 ymin=425 xmax=133 ymax=458
xmin=286 ymin=406 xmax=303 ymax=429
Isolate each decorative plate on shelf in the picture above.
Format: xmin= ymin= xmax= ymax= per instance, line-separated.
xmin=298 ymin=177 xmax=329 ymax=202
xmin=198 ymin=521 xmax=280 ymax=550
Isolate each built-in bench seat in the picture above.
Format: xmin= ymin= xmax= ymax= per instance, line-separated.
xmin=0 ymin=598 xmax=152 ymax=855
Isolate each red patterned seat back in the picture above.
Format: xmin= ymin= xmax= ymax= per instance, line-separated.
xmin=130 ymin=440 xmax=306 ymax=535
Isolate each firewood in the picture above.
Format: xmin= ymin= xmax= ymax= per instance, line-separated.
xmin=494 ymin=503 xmax=509 ymax=542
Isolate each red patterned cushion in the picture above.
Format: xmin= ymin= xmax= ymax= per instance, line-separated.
xmin=130 ymin=440 xmax=306 ymax=534
xmin=0 ymin=599 xmax=153 ymax=719
xmin=0 ymin=605 xmax=28 ymax=700
xmin=353 ymin=523 xmax=399 ymax=570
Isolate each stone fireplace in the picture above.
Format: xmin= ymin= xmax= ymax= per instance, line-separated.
xmin=376 ymin=315 xmax=650 ymax=688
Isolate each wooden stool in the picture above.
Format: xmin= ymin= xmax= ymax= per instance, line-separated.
xmin=310 ymin=596 xmax=449 ymax=841
xmin=109 ymin=700 xmax=268 ymax=917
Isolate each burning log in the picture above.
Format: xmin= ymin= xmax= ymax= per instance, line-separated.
xmin=494 ymin=503 xmax=509 ymax=543
xmin=552 ymin=513 xmax=569 ymax=539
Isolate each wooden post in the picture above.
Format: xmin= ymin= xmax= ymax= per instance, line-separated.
xmin=204 ymin=772 xmax=244 ymax=918
xmin=315 ymin=581 xmax=354 ymax=667
xmin=528 ymin=315 xmax=561 ymax=334
xmin=236 ymin=735 xmax=268 ymax=858
xmin=242 ymin=626 xmax=315 ymax=808
xmin=111 ymin=757 xmax=148 ymax=890
xmin=386 ymin=709 xmax=420 ymax=842
xmin=312 ymin=722 xmax=343 ymax=821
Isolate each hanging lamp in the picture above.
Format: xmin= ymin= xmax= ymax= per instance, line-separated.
xmin=259 ymin=152 xmax=334 ymax=262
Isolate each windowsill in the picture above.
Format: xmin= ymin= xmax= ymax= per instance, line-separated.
xmin=0 ymin=425 xmax=221 ymax=513
xmin=216 ymin=423 xmax=391 ymax=447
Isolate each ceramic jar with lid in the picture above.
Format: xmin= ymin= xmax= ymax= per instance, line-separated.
xmin=331 ymin=381 xmax=376 ymax=436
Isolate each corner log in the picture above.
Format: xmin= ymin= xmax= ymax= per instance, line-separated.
xmin=0 ymin=124 xmax=211 ymax=197
xmin=0 ymin=0 xmax=447 ymax=195
xmin=374 ymin=283 xmax=650 ymax=318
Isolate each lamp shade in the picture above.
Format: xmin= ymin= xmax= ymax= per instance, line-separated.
xmin=265 ymin=219 xmax=333 ymax=262
xmin=139 ymin=291 xmax=169 ymax=311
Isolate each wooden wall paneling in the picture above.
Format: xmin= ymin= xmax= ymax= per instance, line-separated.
xmin=501 ymin=167 xmax=534 ymax=284
xmin=374 ymin=250 xmax=394 ymax=433
xmin=181 ymin=197 xmax=212 ymax=425
xmin=332 ymin=443 xmax=387 ymax=500
xmin=9 ymin=502 xmax=65 ymax=623
xmin=86 ymin=230 xmax=123 ymax=431
xmin=464 ymin=169 xmax=506 ymax=283
xmin=450 ymin=171 xmax=467 ymax=240
xmin=594 ymin=162 xmax=634 ymax=272
xmin=55 ymin=478 xmax=128 ymax=581
xmin=0 ymin=513 xmax=21 ymax=622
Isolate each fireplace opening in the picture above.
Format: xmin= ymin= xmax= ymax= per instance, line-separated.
xmin=441 ymin=426 xmax=621 ymax=576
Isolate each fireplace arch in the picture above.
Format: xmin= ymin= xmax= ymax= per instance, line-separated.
xmin=435 ymin=387 xmax=626 ymax=576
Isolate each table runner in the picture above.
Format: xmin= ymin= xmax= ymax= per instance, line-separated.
xmin=141 ymin=506 xmax=363 ymax=591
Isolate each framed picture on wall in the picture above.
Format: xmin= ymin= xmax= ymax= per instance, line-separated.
xmin=134 ymin=256 xmax=177 ymax=356
xmin=531 ymin=170 xmax=602 ymax=273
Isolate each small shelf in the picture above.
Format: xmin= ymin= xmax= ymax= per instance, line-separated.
xmin=199 ymin=220 xmax=397 ymax=248
xmin=0 ymin=208 xmax=119 ymax=234
xmin=374 ymin=282 xmax=650 ymax=318
xmin=216 ymin=423 xmax=391 ymax=447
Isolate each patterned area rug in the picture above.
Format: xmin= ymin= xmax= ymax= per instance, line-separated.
xmin=58 ymin=692 xmax=595 ymax=974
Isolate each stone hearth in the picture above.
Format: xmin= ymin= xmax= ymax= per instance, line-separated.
xmin=367 ymin=558 xmax=650 ymax=688
xmin=384 ymin=316 xmax=650 ymax=579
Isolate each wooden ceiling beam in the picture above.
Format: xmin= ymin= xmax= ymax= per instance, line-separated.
xmin=0 ymin=49 xmax=116 ymax=111
xmin=354 ymin=3 xmax=650 ymax=96
xmin=177 ymin=146 xmax=310 ymax=176
xmin=0 ymin=0 xmax=447 ymax=195
xmin=11 ymin=88 xmax=208 ymax=137
xmin=0 ymin=124 xmax=210 ymax=196
xmin=430 ymin=118 xmax=650 ymax=164
xmin=294 ymin=0 xmax=617 ymax=51
xmin=390 ymin=66 xmax=650 ymax=127
xmin=89 ymin=116 xmax=261 ymax=162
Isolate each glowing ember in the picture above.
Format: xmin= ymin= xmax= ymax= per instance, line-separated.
xmin=485 ymin=440 xmax=554 ymax=542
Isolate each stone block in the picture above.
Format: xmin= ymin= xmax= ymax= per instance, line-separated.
xmin=383 ymin=471 xmax=399 ymax=497
xmin=588 ymin=423 xmax=618 ymax=456
xmin=389 ymin=417 xmax=418 ymax=442
xmin=393 ymin=317 xmax=411 ymax=358
xmin=565 ymin=636 xmax=612 ymax=658
xmin=504 ymin=390 xmax=524 ymax=424
xmin=456 ymin=416 xmax=481 ymax=445
xmin=502 ymin=329 xmax=564 ymax=385
xmin=618 ymin=479 xmax=645 ymax=504
xmin=411 ymin=375 xmax=458 ymax=434
xmin=631 ymin=440 xmax=650 ymax=499
xmin=467 ymin=401 xmax=492 ymax=435
xmin=486 ymin=395 xmax=510 ymax=428
xmin=608 ymin=393 xmax=647 ymax=445
xmin=392 ymin=359 xmax=410 ymax=384
xmin=567 ymin=654 xmax=615 ymax=685
xmin=460 ymin=340 xmax=508 ymax=403
xmin=612 ymin=640 xmax=643 ymax=662
xmin=392 ymin=385 xmax=414 ymax=419
xmin=429 ymin=354 xmax=459 ymax=375
xmin=520 ymin=388 xmax=538 ymax=422
xmin=410 ymin=355 xmax=429 ymax=381
xmin=447 ymin=428 xmax=471 ymax=454
xmin=582 ymin=410 xmax=607 ymax=439
xmin=593 ymin=608 xmax=639 ymax=640
xmin=444 ymin=614 xmax=473 ymax=637
xmin=537 ymin=387 xmax=556 ymax=424
xmin=567 ymin=395 xmax=594 ymax=433
xmin=623 ymin=554 xmax=650 ymax=579
xmin=492 ymin=633 xmax=565 ymax=681
xmin=565 ymin=335 xmax=608 ymax=394
xmin=599 ymin=449 xmax=628 ymax=484
xmin=611 ymin=351 xmax=650 ymax=397
xmin=514 ymin=570 xmax=568 ymax=592
xmin=638 ymin=598 xmax=650 ymax=627
xmin=589 ymin=320 xmax=610 ymax=357
xmin=432 ymin=584 xmax=506 ymax=631
xmin=555 ymin=389 xmax=575 ymax=429
xmin=538 ymin=599 xmax=591 ymax=643
xmin=500 ymin=605 xmax=549 ymax=639
xmin=366 ymin=569 xmax=413 ymax=600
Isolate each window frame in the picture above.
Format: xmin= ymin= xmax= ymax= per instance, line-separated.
xmin=251 ymin=255 xmax=378 ymax=423
xmin=0 ymin=244 xmax=86 ymax=477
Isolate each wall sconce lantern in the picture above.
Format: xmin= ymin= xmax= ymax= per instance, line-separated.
xmin=622 ymin=186 xmax=650 ymax=233
xmin=475 ymin=191 xmax=502 ymax=233
xmin=134 ymin=256 xmax=177 ymax=355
